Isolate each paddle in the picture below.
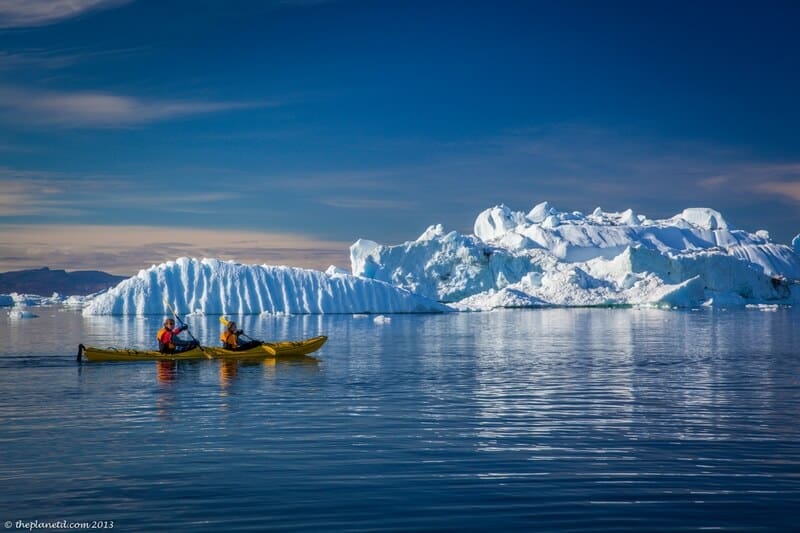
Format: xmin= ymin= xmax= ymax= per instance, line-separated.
xmin=219 ymin=316 xmax=276 ymax=356
xmin=163 ymin=299 xmax=211 ymax=359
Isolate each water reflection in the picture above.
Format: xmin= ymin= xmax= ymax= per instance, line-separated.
xmin=2 ymin=307 xmax=800 ymax=531
xmin=219 ymin=360 xmax=238 ymax=388
xmin=156 ymin=360 xmax=178 ymax=383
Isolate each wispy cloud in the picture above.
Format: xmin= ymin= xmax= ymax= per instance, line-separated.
xmin=0 ymin=181 xmax=81 ymax=216
xmin=0 ymin=85 xmax=269 ymax=128
xmin=0 ymin=224 xmax=351 ymax=274
xmin=0 ymin=0 xmax=131 ymax=29
xmin=754 ymin=181 xmax=800 ymax=202
xmin=697 ymin=163 xmax=800 ymax=202
xmin=0 ymin=167 xmax=250 ymax=216
xmin=321 ymin=198 xmax=414 ymax=210
xmin=0 ymin=169 xmax=136 ymax=215
xmin=0 ymin=46 xmax=145 ymax=70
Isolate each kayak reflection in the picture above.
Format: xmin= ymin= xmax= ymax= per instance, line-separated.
xmin=156 ymin=360 xmax=178 ymax=383
xmin=152 ymin=355 xmax=321 ymax=386
xmin=219 ymin=360 xmax=238 ymax=387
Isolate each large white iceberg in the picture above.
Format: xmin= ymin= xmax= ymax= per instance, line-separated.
xmin=351 ymin=202 xmax=800 ymax=309
xmin=83 ymin=257 xmax=451 ymax=315
xmin=80 ymin=203 xmax=800 ymax=315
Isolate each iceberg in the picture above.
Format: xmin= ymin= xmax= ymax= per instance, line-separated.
xmin=79 ymin=202 xmax=800 ymax=314
xmin=351 ymin=202 xmax=800 ymax=309
xmin=0 ymin=292 xmax=76 ymax=308
xmin=8 ymin=309 xmax=38 ymax=319
xmin=83 ymin=257 xmax=451 ymax=315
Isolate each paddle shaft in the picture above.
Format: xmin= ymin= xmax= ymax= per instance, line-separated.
xmin=219 ymin=316 xmax=275 ymax=354
xmin=164 ymin=300 xmax=209 ymax=358
xmin=219 ymin=316 xmax=262 ymax=343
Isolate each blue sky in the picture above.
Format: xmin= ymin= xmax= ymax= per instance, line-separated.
xmin=1 ymin=0 xmax=799 ymax=273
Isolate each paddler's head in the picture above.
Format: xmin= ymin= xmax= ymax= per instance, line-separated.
xmin=227 ymin=321 xmax=237 ymax=331
xmin=164 ymin=318 xmax=175 ymax=330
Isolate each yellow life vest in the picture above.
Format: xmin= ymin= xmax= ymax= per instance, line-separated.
xmin=220 ymin=329 xmax=239 ymax=349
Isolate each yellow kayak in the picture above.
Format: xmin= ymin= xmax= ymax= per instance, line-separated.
xmin=78 ymin=335 xmax=327 ymax=362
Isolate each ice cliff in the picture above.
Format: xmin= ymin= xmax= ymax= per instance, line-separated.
xmin=82 ymin=257 xmax=450 ymax=315
xmin=350 ymin=203 xmax=800 ymax=309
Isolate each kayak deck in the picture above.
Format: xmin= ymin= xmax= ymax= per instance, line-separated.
xmin=79 ymin=335 xmax=327 ymax=362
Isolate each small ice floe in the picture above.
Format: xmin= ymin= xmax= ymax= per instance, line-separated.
xmin=8 ymin=309 xmax=39 ymax=319
xmin=352 ymin=314 xmax=369 ymax=319
xmin=373 ymin=315 xmax=391 ymax=324
xmin=746 ymin=304 xmax=780 ymax=312
xmin=260 ymin=310 xmax=289 ymax=317
xmin=62 ymin=295 xmax=88 ymax=309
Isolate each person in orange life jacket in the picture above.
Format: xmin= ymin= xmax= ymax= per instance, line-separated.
xmin=220 ymin=321 xmax=261 ymax=351
xmin=156 ymin=318 xmax=199 ymax=354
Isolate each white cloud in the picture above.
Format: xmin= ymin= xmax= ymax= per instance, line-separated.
xmin=0 ymin=86 xmax=268 ymax=127
xmin=0 ymin=0 xmax=131 ymax=28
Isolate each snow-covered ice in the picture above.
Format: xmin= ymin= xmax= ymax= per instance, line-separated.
xmin=79 ymin=202 xmax=800 ymax=315
xmin=351 ymin=202 xmax=800 ymax=309
xmin=83 ymin=257 xmax=451 ymax=315
xmin=0 ymin=292 xmax=90 ymax=308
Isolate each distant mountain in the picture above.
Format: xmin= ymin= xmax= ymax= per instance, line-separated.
xmin=0 ymin=267 xmax=126 ymax=296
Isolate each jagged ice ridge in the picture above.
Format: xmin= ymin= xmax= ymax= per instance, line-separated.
xmin=350 ymin=203 xmax=800 ymax=310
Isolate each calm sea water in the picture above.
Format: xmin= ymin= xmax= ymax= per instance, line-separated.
xmin=1 ymin=307 xmax=799 ymax=532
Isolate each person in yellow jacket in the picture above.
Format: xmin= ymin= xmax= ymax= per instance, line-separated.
xmin=220 ymin=321 xmax=262 ymax=351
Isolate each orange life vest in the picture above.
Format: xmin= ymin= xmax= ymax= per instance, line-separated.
xmin=157 ymin=327 xmax=176 ymax=352
xmin=220 ymin=329 xmax=239 ymax=349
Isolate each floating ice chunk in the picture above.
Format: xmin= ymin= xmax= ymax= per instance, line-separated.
xmin=373 ymin=315 xmax=391 ymax=324
xmin=452 ymin=288 xmax=546 ymax=311
xmin=8 ymin=309 xmax=38 ymax=319
xmin=746 ymin=303 xmax=781 ymax=312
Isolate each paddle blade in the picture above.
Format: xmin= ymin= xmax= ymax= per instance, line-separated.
xmin=261 ymin=344 xmax=277 ymax=356
xmin=219 ymin=316 xmax=229 ymax=326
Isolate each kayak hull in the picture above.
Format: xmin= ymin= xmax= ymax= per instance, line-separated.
xmin=79 ymin=335 xmax=327 ymax=362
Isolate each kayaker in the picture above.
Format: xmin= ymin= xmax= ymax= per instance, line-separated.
xmin=220 ymin=321 xmax=261 ymax=351
xmin=156 ymin=318 xmax=199 ymax=354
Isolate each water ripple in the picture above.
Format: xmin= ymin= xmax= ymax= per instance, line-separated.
xmin=0 ymin=308 xmax=799 ymax=531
